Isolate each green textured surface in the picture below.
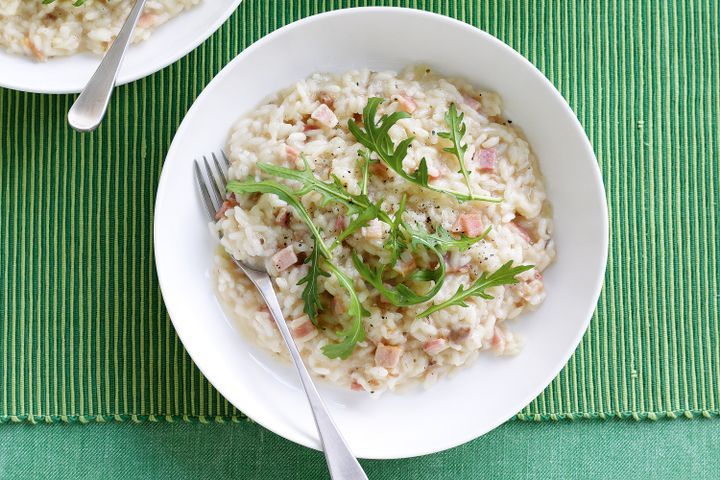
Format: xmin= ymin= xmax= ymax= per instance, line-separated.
xmin=2 ymin=420 xmax=720 ymax=479
xmin=1 ymin=0 xmax=719 ymax=424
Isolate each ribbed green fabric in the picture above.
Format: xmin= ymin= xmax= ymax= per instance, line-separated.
xmin=0 ymin=0 xmax=718 ymax=424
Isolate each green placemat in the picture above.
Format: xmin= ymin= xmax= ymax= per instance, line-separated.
xmin=1 ymin=0 xmax=718 ymax=424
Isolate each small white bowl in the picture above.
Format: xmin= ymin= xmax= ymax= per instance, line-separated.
xmin=155 ymin=7 xmax=608 ymax=459
xmin=0 ymin=0 xmax=242 ymax=94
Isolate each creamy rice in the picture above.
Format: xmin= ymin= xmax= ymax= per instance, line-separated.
xmin=0 ymin=0 xmax=200 ymax=59
xmin=214 ymin=66 xmax=555 ymax=394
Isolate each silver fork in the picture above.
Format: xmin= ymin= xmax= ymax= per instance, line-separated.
xmin=194 ymin=152 xmax=369 ymax=480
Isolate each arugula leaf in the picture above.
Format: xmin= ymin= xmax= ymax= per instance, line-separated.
xmin=348 ymin=98 xmax=500 ymax=203
xmin=297 ymin=238 xmax=330 ymax=324
xmin=226 ymin=179 xmax=332 ymax=259
xmin=321 ymin=263 xmax=369 ymax=359
xmin=405 ymin=224 xmax=491 ymax=254
xmin=43 ymin=0 xmax=86 ymax=5
xmin=330 ymin=200 xmax=383 ymax=251
xmin=358 ymin=150 xmax=373 ymax=196
xmin=418 ymin=261 xmax=534 ymax=317
xmin=258 ymin=156 xmax=358 ymax=212
xmin=258 ymin=155 xmax=392 ymax=224
xmin=384 ymin=194 xmax=408 ymax=267
xmin=438 ymin=103 xmax=472 ymax=196
xmin=351 ymin=247 xmax=445 ymax=307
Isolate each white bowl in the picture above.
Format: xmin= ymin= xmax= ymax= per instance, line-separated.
xmin=0 ymin=0 xmax=242 ymax=94
xmin=154 ymin=7 xmax=608 ymax=459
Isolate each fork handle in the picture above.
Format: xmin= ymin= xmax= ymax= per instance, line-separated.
xmin=67 ymin=0 xmax=148 ymax=131
xmin=246 ymin=272 xmax=368 ymax=480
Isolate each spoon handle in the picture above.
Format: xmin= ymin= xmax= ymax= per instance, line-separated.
xmin=244 ymin=270 xmax=368 ymax=480
xmin=68 ymin=0 xmax=148 ymax=132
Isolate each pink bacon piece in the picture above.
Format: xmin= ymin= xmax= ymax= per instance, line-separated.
xmin=271 ymin=245 xmax=298 ymax=273
xmin=423 ymin=338 xmax=447 ymax=356
xmin=374 ymin=344 xmax=402 ymax=369
xmin=473 ymin=148 xmax=496 ymax=172
xmin=452 ymin=214 xmax=485 ymax=238
xmin=310 ymin=103 xmax=338 ymax=128
xmin=291 ymin=317 xmax=316 ymax=340
xmin=350 ymin=380 xmax=365 ymax=392
xmin=396 ymin=93 xmax=417 ymax=113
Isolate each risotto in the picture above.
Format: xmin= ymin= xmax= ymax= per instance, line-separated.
xmin=0 ymin=0 xmax=200 ymax=60
xmin=213 ymin=66 xmax=555 ymax=394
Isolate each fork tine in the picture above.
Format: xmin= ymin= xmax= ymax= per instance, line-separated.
xmin=221 ymin=150 xmax=230 ymax=168
xmin=212 ymin=152 xmax=227 ymax=187
xmin=194 ymin=159 xmax=217 ymax=219
xmin=202 ymin=155 xmax=224 ymax=208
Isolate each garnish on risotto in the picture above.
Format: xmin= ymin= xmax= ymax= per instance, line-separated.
xmin=1 ymin=0 xmax=201 ymax=59
xmin=213 ymin=67 xmax=555 ymax=393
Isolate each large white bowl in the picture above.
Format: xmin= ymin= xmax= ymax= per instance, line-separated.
xmin=0 ymin=0 xmax=242 ymax=94
xmin=154 ymin=7 xmax=608 ymax=459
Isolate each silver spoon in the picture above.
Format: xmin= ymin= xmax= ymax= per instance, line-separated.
xmin=68 ymin=0 xmax=147 ymax=132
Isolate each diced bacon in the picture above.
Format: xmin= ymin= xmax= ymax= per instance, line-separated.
xmin=275 ymin=207 xmax=291 ymax=226
xmin=350 ymin=380 xmax=365 ymax=392
xmin=473 ymin=148 xmax=496 ymax=172
xmin=462 ymin=93 xmax=482 ymax=111
xmin=214 ymin=198 xmax=238 ymax=220
xmin=318 ymin=92 xmax=334 ymax=109
xmin=369 ymin=161 xmax=389 ymax=178
xmin=271 ymin=246 xmax=297 ymax=272
xmin=511 ymin=220 xmax=533 ymax=244
xmin=491 ymin=326 xmax=506 ymax=350
xmin=361 ymin=219 xmax=383 ymax=239
xmin=423 ymin=338 xmax=447 ymax=356
xmin=138 ymin=13 xmax=157 ymax=28
xmin=396 ymin=93 xmax=417 ymax=113
xmin=285 ymin=144 xmax=300 ymax=162
xmin=291 ymin=317 xmax=316 ymax=340
xmin=334 ymin=215 xmax=348 ymax=232
xmin=310 ymin=103 xmax=338 ymax=128
xmin=393 ymin=256 xmax=416 ymax=276
xmin=456 ymin=214 xmax=484 ymax=237
xmin=303 ymin=122 xmax=320 ymax=132
xmin=449 ymin=327 xmax=471 ymax=344
xmin=374 ymin=344 xmax=402 ymax=369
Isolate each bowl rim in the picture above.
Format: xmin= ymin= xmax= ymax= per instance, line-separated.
xmin=154 ymin=6 xmax=609 ymax=459
xmin=0 ymin=0 xmax=243 ymax=94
